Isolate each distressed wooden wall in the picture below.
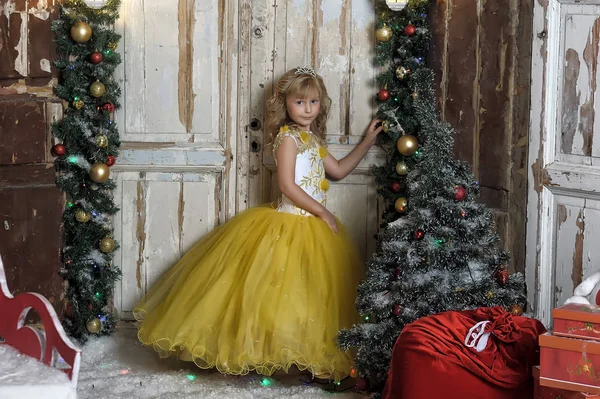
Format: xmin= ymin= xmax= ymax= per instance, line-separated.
xmin=527 ymin=2 xmax=600 ymax=324
xmin=0 ymin=0 xmax=65 ymax=316
xmin=112 ymin=0 xmax=239 ymax=319
xmin=429 ymin=0 xmax=534 ymax=274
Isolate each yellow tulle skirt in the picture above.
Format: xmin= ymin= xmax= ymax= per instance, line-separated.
xmin=133 ymin=204 xmax=364 ymax=382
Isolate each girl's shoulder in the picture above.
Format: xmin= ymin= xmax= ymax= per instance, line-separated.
xmin=273 ymin=125 xmax=322 ymax=155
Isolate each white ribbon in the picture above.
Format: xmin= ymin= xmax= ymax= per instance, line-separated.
xmin=464 ymin=320 xmax=491 ymax=352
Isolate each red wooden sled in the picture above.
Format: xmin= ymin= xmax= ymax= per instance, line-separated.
xmin=0 ymin=256 xmax=81 ymax=385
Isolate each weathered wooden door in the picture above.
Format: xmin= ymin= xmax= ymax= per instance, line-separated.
xmin=0 ymin=1 xmax=65 ymax=315
xmin=238 ymin=0 xmax=383 ymax=262
xmin=527 ymin=1 xmax=600 ymax=327
xmin=112 ymin=1 xmax=239 ymax=320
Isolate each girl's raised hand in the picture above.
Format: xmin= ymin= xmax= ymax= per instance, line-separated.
xmin=365 ymin=118 xmax=383 ymax=144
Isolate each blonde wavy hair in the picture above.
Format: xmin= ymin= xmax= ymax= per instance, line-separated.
xmin=265 ymin=68 xmax=331 ymax=144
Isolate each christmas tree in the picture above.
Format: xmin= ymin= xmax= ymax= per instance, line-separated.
xmin=51 ymin=0 xmax=122 ymax=340
xmin=338 ymin=0 xmax=527 ymax=390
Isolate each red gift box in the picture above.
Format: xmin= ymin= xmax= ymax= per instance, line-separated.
xmin=554 ymin=304 xmax=600 ymax=341
xmin=534 ymin=366 xmax=600 ymax=398
xmin=539 ymin=333 xmax=600 ymax=394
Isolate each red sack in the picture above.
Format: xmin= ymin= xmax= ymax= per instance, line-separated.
xmin=382 ymin=306 xmax=546 ymax=399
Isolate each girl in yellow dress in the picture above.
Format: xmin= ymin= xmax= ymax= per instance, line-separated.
xmin=133 ymin=66 xmax=382 ymax=383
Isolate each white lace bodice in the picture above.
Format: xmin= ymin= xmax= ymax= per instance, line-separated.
xmin=272 ymin=126 xmax=329 ymax=216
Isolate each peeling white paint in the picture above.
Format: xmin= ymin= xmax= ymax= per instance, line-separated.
xmin=322 ymin=1 xmax=341 ymax=26
xmin=352 ymin=0 xmax=374 ymax=30
xmin=29 ymin=0 xmax=50 ymax=20
xmin=40 ymin=58 xmax=51 ymax=73
xmin=2 ymin=0 xmax=16 ymax=20
xmin=13 ymin=13 xmax=28 ymax=77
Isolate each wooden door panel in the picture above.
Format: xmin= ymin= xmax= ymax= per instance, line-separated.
xmin=527 ymin=1 xmax=600 ymax=327
xmin=0 ymin=164 xmax=64 ymax=315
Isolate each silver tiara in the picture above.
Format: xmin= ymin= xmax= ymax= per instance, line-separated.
xmin=295 ymin=66 xmax=317 ymax=77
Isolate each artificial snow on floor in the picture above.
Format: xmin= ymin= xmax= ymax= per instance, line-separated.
xmin=0 ymin=345 xmax=76 ymax=399
xmin=77 ymin=326 xmax=365 ymax=398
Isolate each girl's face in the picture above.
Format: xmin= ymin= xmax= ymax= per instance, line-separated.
xmin=285 ymin=87 xmax=321 ymax=131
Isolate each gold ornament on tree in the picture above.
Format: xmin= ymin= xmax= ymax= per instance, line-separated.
xmin=107 ymin=42 xmax=118 ymax=51
xmin=396 ymin=66 xmax=410 ymax=80
xmin=386 ymin=0 xmax=408 ymax=11
xmin=86 ymin=318 xmax=102 ymax=334
xmin=95 ymin=134 xmax=109 ymax=148
xmin=395 ymin=197 xmax=407 ymax=213
xmin=90 ymin=81 xmax=106 ymax=98
xmin=395 ymin=161 xmax=408 ymax=175
xmin=75 ymin=209 xmax=91 ymax=223
xmin=73 ymin=99 xmax=84 ymax=110
xmin=70 ymin=21 xmax=92 ymax=43
xmin=382 ymin=120 xmax=391 ymax=132
xmin=509 ymin=304 xmax=524 ymax=316
xmin=89 ymin=162 xmax=110 ymax=183
xmin=376 ymin=24 xmax=393 ymax=42
xmin=100 ymin=237 xmax=116 ymax=253
xmin=396 ymin=134 xmax=418 ymax=156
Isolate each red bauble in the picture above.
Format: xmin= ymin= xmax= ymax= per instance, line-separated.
xmin=90 ymin=51 xmax=103 ymax=64
xmin=404 ymin=24 xmax=416 ymax=36
xmin=496 ymin=267 xmax=509 ymax=287
xmin=377 ymin=88 xmax=390 ymax=101
xmin=391 ymin=181 xmax=401 ymax=193
xmin=395 ymin=267 xmax=401 ymax=276
xmin=393 ymin=304 xmax=402 ymax=316
xmin=88 ymin=302 xmax=93 ymax=311
xmin=454 ymin=186 xmax=467 ymax=201
xmin=102 ymin=102 xmax=115 ymax=113
xmin=355 ymin=377 xmax=370 ymax=391
xmin=106 ymin=155 xmax=116 ymax=167
xmin=52 ymin=143 xmax=66 ymax=156
xmin=414 ymin=229 xmax=424 ymax=240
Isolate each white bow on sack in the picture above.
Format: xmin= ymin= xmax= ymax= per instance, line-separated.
xmin=565 ymin=271 xmax=600 ymax=306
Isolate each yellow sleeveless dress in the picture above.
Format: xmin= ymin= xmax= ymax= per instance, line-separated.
xmin=133 ymin=126 xmax=364 ymax=382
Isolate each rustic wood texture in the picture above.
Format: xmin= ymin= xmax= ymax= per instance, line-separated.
xmin=0 ymin=0 xmax=58 ymax=84
xmin=0 ymin=0 xmax=64 ymax=318
xmin=429 ymin=0 xmax=533 ymax=273
xmin=0 ymin=100 xmax=47 ymax=165
xmin=0 ymin=164 xmax=64 ymax=317
xmin=527 ymin=2 xmax=600 ymax=326
xmin=112 ymin=0 xmax=240 ymax=319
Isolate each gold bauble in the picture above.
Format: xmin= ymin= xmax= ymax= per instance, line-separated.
xmin=75 ymin=209 xmax=91 ymax=223
xmin=396 ymin=66 xmax=410 ymax=80
xmin=73 ymin=99 xmax=84 ymax=110
xmin=107 ymin=42 xmax=118 ymax=51
xmin=86 ymin=318 xmax=102 ymax=334
xmin=70 ymin=21 xmax=93 ymax=43
xmin=395 ymin=197 xmax=407 ymax=213
xmin=509 ymin=304 xmax=524 ymax=316
xmin=411 ymin=92 xmax=418 ymax=99
xmin=382 ymin=120 xmax=391 ymax=132
xmin=90 ymin=81 xmax=106 ymax=98
xmin=376 ymin=25 xmax=393 ymax=42
xmin=100 ymin=237 xmax=115 ymax=253
xmin=396 ymin=135 xmax=418 ymax=156
xmin=95 ymin=134 xmax=109 ymax=148
xmin=89 ymin=162 xmax=110 ymax=183
xmin=395 ymin=161 xmax=408 ymax=176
